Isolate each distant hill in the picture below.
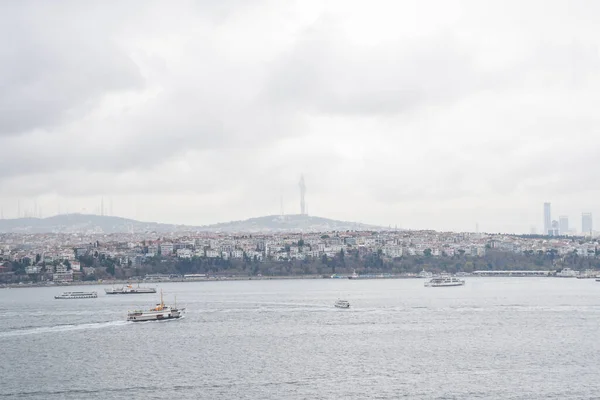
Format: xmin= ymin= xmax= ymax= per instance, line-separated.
xmin=0 ymin=214 xmax=190 ymax=234
xmin=196 ymin=214 xmax=383 ymax=233
xmin=0 ymin=214 xmax=383 ymax=234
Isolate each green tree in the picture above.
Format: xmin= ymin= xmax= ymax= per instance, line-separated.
xmin=424 ymin=248 xmax=432 ymax=257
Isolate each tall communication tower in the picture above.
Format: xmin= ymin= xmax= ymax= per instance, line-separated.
xmin=299 ymin=174 xmax=306 ymax=215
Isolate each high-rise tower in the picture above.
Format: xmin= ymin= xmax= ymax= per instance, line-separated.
xmin=582 ymin=212 xmax=593 ymax=236
xmin=559 ymin=216 xmax=569 ymax=235
xmin=543 ymin=202 xmax=551 ymax=235
xmin=299 ymin=174 xmax=306 ymax=215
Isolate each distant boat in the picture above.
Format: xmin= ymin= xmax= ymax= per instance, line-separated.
xmin=418 ymin=269 xmax=433 ymax=279
xmin=576 ymin=269 xmax=598 ymax=279
xmin=127 ymin=290 xmax=185 ymax=322
xmin=348 ymin=270 xmax=393 ymax=279
xmin=556 ymin=268 xmax=579 ymax=278
xmin=334 ymin=299 xmax=350 ymax=308
xmin=55 ymin=291 xmax=98 ymax=299
xmin=105 ymin=283 xmax=156 ymax=295
xmin=424 ymin=276 xmax=465 ymax=287
xmin=330 ymin=274 xmax=347 ymax=279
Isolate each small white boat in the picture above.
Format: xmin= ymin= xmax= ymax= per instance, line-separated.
xmin=418 ymin=269 xmax=433 ymax=279
xmin=127 ymin=290 xmax=185 ymax=322
xmin=54 ymin=291 xmax=98 ymax=299
xmin=425 ymin=276 xmax=465 ymax=287
xmin=334 ymin=299 xmax=350 ymax=308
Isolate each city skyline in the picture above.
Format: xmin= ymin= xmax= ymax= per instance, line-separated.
xmin=541 ymin=202 xmax=595 ymax=236
xmin=2 ymin=1 xmax=600 ymax=234
xmin=3 ymin=196 xmax=600 ymax=237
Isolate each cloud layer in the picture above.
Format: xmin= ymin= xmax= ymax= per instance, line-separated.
xmin=1 ymin=0 xmax=600 ymax=233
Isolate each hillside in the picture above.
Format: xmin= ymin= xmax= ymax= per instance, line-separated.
xmin=0 ymin=214 xmax=189 ymax=234
xmin=197 ymin=214 xmax=383 ymax=233
xmin=0 ymin=214 xmax=383 ymax=234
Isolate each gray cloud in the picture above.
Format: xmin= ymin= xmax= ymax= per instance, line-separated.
xmin=266 ymin=19 xmax=478 ymax=116
xmin=0 ymin=1 xmax=144 ymax=136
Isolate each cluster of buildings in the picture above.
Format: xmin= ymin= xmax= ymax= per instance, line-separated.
xmin=543 ymin=202 xmax=594 ymax=236
xmin=1 ymin=227 xmax=599 ymax=282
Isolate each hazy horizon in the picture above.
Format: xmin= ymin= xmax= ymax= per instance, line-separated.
xmin=2 ymin=1 xmax=600 ymax=234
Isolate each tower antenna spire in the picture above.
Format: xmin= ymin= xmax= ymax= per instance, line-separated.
xmin=299 ymin=174 xmax=306 ymax=215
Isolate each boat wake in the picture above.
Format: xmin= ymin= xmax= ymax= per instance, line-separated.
xmin=0 ymin=320 xmax=128 ymax=338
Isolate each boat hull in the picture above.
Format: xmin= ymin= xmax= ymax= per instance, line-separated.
xmin=105 ymin=290 xmax=156 ymax=294
xmin=334 ymin=300 xmax=350 ymax=308
xmin=425 ymin=282 xmax=465 ymax=287
xmin=54 ymin=292 xmax=98 ymax=299
xmin=127 ymin=308 xmax=185 ymax=322
xmin=105 ymin=286 xmax=156 ymax=294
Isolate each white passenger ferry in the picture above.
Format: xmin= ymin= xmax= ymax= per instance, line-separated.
xmin=424 ymin=276 xmax=465 ymax=287
xmin=54 ymin=291 xmax=98 ymax=299
xmin=105 ymin=284 xmax=156 ymax=295
xmin=127 ymin=290 xmax=185 ymax=322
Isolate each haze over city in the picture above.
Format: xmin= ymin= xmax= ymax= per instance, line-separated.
xmin=2 ymin=0 xmax=600 ymax=234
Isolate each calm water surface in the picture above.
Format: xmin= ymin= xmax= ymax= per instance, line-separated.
xmin=1 ymin=278 xmax=600 ymax=399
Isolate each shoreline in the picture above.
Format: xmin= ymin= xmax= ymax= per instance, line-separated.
xmin=1 ymin=275 xmax=328 ymax=289
xmin=2 ymin=273 xmax=587 ymax=289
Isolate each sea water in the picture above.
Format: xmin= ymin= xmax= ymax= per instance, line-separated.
xmin=1 ymin=278 xmax=599 ymax=399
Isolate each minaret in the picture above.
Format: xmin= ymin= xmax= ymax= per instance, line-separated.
xmin=299 ymin=174 xmax=306 ymax=215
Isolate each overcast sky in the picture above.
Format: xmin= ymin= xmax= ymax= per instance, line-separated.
xmin=1 ymin=0 xmax=599 ymax=233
